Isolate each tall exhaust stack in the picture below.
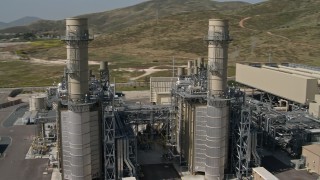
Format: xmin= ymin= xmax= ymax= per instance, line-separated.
xmin=205 ymin=19 xmax=231 ymax=180
xmin=61 ymin=18 xmax=101 ymax=180
xmin=65 ymin=18 xmax=90 ymax=102
xmin=207 ymin=19 xmax=230 ymax=97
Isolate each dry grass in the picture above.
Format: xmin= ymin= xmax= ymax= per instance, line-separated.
xmin=1 ymin=0 xmax=320 ymax=87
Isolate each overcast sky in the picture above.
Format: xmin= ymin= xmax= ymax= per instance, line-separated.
xmin=0 ymin=0 xmax=265 ymax=23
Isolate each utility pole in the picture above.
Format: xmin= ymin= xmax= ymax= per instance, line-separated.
xmin=268 ymin=51 xmax=272 ymax=63
xmin=172 ymin=56 xmax=175 ymax=77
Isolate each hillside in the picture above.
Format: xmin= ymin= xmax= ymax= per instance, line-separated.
xmin=80 ymin=0 xmax=250 ymax=33
xmin=15 ymin=0 xmax=318 ymax=66
xmin=1 ymin=0 xmax=320 ymax=87
xmin=0 ymin=16 xmax=41 ymax=30
xmin=0 ymin=0 xmax=249 ymax=34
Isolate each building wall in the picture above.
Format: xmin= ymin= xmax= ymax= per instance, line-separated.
xmin=302 ymin=146 xmax=320 ymax=175
xmin=150 ymin=77 xmax=178 ymax=103
xmin=309 ymin=94 xmax=320 ymax=118
xmin=236 ymin=63 xmax=318 ymax=104
xmin=155 ymin=93 xmax=171 ymax=105
xmin=309 ymin=102 xmax=320 ymax=118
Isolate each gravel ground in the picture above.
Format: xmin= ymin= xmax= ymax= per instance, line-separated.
xmin=262 ymin=155 xmax=318 ymax=180
xmin=0 ymin=104 xmax=51 ymax=180
xmin=140 ymin=163 xmax=180 ymax=180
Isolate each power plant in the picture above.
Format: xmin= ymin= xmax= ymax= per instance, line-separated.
xmin=53 ymin=17 xmax=320 ymax=180
xmin=5 ymin=17 xmax=320 ymax=180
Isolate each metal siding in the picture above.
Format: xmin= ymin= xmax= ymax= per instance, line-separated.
xmin=309 ymin=102 xmax=320 ymax=118
xmin=90 ymin=111 xmax=101 ymax=179
xmin=150 ymin=77 xmax=177 ymax=103
xmin=205 ymin=103 xmax=228 ymax=180
xmin=194 ymin=106 xmax=207 ymax=172
xmin=61 ymin=111 xmax=71 ymax=179
xmin=236 ymin=63 xmax=318 ymax=104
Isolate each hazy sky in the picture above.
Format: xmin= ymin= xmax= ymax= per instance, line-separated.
xmin=0 ymin=0 xmax=265 ymax=22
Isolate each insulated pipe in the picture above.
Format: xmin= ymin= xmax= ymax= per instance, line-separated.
xmin=279 ymin=65 xmax=320 ymax=80
xmin=100 ymin=61 xmax=107 ymax=71
xmin=295 ymin=67 xmax=320 ymax=75
xmin=187 ymin=68 xmax=193 ymax=76
xmin=188 ymin=60 xmax=193 ymax=69
xmin=262 ymin=65 xmax=320 ymax=84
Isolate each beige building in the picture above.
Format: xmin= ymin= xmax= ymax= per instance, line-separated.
xmin=302 ymin=144 xmax=320 ymax=175
xmin=236 ymin=63 xmax=318 ymax=105
xmin=150 ymin=77 xmax=178 ymax=105
xmin=252 ymin=167 xmax=279 ymax=180
xmin=236 ymin=63 xmax=320 ymax=118
xmin=309 ymin=95 xmax=320 ymax=118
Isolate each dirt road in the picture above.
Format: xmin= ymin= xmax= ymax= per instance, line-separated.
xmin=130 ymin=66 xmax=168 ymax=81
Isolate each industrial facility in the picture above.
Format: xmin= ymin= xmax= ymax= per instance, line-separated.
xmin=12 ymin=17 xmax=320 ymax=180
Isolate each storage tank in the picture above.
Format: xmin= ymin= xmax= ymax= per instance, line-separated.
xmin=29 ymin=95 xmax=47 ymax=111
xmin=177 ymin=67 xmax=185 ymax=77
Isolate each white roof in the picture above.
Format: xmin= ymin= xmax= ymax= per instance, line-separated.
xmin=307 ymin=129 xmax=320 ymax=133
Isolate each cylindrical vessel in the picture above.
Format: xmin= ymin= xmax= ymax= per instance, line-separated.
xmin=188 ymin=60 xmax=193 ymax=69
xmin=29 ymin=95 xmax=47 ymax=111
xmin=198 ymin=57 xmax=204 ymax=68
xmin=177 ymin=67 xmax=185 ymax=77
xmin=194 ymin=59 xmax=198 ymax=68
xmin=194 ymin=67 xmax=199 ymax=75
xmin=207 ymin=19 xmax=229 ymax=97
xmin=99 ymin=61 xmax=107 ymax=71
xmin=187 ymin=68 xmax=193 ymax=76
xmin=66 ymin=18 xmax=89 ymax=102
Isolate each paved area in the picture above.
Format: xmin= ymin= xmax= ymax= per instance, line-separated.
xmin=262 ymin=155 xmax=318 ymax=180
xmin=0 ymin=93 xmax=8 ymax=104
xmin=0 ymin=136 xmax=11 ymax=155
xmin=2 ymin=104 xmax=28 ymax=127
xmin=138 ymin=143 xmax=167 ymax=165
xmin=140 ymin=163 xmax=180 ymax=180
xmin=0 ymin=104 xmax=51 ymax=180
xmin=276 ymin=169 xmax=318 ymax=180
